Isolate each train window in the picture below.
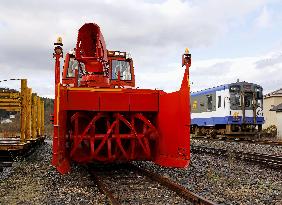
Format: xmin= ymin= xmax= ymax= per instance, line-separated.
xmin=218 ymin=96 xmax=221 ymax=108
xmin=244 ymin=94 xmax=252 ymax=107
xmin=111 ymin=60 xmax=131 ymax=80
xmin=243 ymin=84 xmax=252 ymax=91
xmin=230 ymin=85 xmax=240 ymax=92
xmin=255 ymin=87 xmax=263 ymax=99
xmin=207 ymin=95 xmax=212 ymax=111
xmin=232 ymin=94 xmax=241 ymax=107
xmin=245 ymin=98 xmax=251 ymax=107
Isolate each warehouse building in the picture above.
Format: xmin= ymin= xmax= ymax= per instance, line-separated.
xmin=263 ymin=88 xmax=282 ymax=134
xmin=270 ymin=103 xmax=282 ymax=139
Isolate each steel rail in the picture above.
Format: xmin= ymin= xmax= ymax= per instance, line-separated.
xmin=90 ymin=170 xmax=120 ymax=205
xmin=0 ymin=151 xmax=14 ymax=172
xmin=88 ymin=164 xmax=218 ymax=205
xmin=192 ymin=136 xmax=282 ymax=146
xmin=0 ymin=161 xmax=13 ymax=172
xmin=191 ymin=145 xmax=282 ymax=169
xmin=130 ymin=164 xmax=217 ymax=205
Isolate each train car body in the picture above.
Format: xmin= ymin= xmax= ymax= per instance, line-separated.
xmin=52 ymin=23 xmax=191 ymax=174
xmin=191 ymin=81 xmax=264 ymax=136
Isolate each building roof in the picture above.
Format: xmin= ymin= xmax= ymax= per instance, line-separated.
xmin=270 ymin=103 xmax=282 ymax=112
xmin=264 ymin=88 xmax=282 ymax=98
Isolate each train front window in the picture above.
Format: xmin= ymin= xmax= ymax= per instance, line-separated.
xmin=233 ymin=94 xmax=241 ymax=106
xmin=111 ymin=60 xmax=131 ymax=80
xmin=230 ymin=85 xmax=240 ymax=93
xmin=244 ymin=94 xmax=252 ymax=108
xmin=230 ymin=85 xmax=241 ymax=109
xmin=255 ymin=87 xmax=263 ymax=99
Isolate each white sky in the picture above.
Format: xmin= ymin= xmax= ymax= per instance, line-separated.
xmin=0 ymin=0 xmax=282 ymax=98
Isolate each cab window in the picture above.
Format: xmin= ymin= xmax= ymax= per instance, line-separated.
xmin=244 ymin=93 xmax=252 ymax=108
xmin=229 ymin=85 xmax=240 ymax=92
xmin=111 ymin=60 xmax=131 ymax=80
xmin=255 ymin=87 xmax=263 ymax=99
xmin=67 ymin=58 xmax=78 ymax=77
xmin=232 ymin=93 xmax=241 ymax=107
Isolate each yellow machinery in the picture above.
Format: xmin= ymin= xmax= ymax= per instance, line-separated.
xmin=0 ymin=79 xmax=45 ymax=150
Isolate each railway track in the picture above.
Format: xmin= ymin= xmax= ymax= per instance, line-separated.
xmin=0 ymin=152 xmax=13 ymax=172
xmin=89 ymin=164 xmax=217 ymax=205
xmin=192 ymin=136 xmax=282 ymax=146
xmin=191 ymin=145 xmax=282 ymax=169
xmin=0 ymin=161 xmax=13 ymax=172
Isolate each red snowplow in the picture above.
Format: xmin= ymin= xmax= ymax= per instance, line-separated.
xmin=52 ymin=23 xmax=191 ymax=174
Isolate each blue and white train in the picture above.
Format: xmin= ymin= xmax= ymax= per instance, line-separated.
xmin=190 ymin=81 xmax=264 ymax=136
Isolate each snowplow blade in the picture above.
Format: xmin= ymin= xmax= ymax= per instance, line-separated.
xmin=154 ymin=66 xmax=191 ymax=168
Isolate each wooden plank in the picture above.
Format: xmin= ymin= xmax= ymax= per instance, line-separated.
xmin=0 ymin=102 xmax=20 ymax=106
xmin=0 ymin=107 xmax=21 ymax=111
xmin=0 ymin=93 xmax=20 ymax=98
xmin=0 ymin=144 xmax=25 ymax=151
xmin=0 ymin=99 xmax=20 ymax=103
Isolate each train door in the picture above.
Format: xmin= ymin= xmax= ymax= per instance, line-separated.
xmin=241 ymin=91 xmax=253 ymax=124
xmin=216 ymin=91 xmax=227 ymax=116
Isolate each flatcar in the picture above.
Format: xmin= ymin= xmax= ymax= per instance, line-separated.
xmin=190 ymin=81 xmax=264 ymax=137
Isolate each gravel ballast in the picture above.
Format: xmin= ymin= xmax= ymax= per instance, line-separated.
xmin=0 ymin=142 xmax=107 ymax=205
xmin=136 ymin=139 xmax=282 ymax=205
xmin=1 ymin=139 xmax=281 ymax=205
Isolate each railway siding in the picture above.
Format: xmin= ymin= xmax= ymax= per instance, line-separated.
xmin=191 ymin=145 xmax=282 ymax=169
xmin=192 ymin=138 xmax=282 ymax=156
